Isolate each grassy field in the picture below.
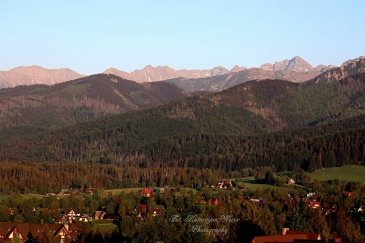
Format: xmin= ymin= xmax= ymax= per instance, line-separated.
xmin=0 ymin=193 xmax=44 ymax=202
xmin=234 ymin=177 xmax=295 ymax=191
xmin=99 ymin=187 xmax=199 ymax=197
xmin=310 ymin=165 xmax=365 ymax=183
xmin=2 ymin=166 xmax=363 ymax=201
xmin=91 ymin=220 xmax=117 ymax=233
xmin=99 ymin=188 xmax=142 ymax=197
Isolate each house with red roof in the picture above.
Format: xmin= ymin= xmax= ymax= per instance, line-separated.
xmin=135 ymin=204 xmax=148 ymax=218
xmin=95 ymin=210 xmax=107 ymax=220
xmin=141 ymin=187 xmax=153 ymax=198
xmin=309 ymin=200 xmax=321 ymax=209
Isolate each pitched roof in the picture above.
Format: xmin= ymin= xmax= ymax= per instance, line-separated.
xmin=0 ymin=222 xmax=14 ymax=239
xmin=141 ymin=187 xmax=153 ymax=195
xmin=95 ymin=210 xmax=106 ymax=219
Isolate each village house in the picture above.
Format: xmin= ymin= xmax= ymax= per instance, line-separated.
xmin=217 ymin=180 xmax=236 ymax=189
xmin=135 ymin=204 xmax=148 ymax=218
xmin=66 ymin=209 xmax=81 ymax=222
xmin=141 ymin=187 xmax=153 ymax=198
xmin=308 ymin=200 xmax=321 ymax=209
xmin=94 ymin=210 xmax=107 ymax=220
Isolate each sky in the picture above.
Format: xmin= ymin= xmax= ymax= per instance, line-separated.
xmin=1 ymin=0 xmax=365 ymax=74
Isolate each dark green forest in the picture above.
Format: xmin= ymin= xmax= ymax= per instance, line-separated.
xmin=0 ymin=75 xmax=364 ymax=193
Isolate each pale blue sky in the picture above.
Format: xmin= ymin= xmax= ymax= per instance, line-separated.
xmin=1 ymin=0 xmax=364 ymax=74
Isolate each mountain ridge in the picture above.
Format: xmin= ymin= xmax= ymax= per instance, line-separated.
xmin=308 ymin=56 xmax=365 ymax=84
xmin=103 ymin=65 xmax=230 ymax=83
xmin=0 ymin=73 xmax=185 ymax=132
xmin=1 ymin=56 xmax=333 ymax=89
xmin=0 ymin=65 xmax=82 ymax=88
xmin=1 ymin=73 xmax=365 ymax=166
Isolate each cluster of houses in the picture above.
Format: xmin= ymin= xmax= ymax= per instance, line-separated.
xmin=210 ymin=180 xmax=238 ymax=189
xmin=0 ymin=222 xmax=79 ymax=243
xmin=135 ymin=187 xmax=166 ymax=218
xmin=55 ymin=186 xmax=93 ymax=197
xmin=58 ymin=209 xmax=109 ymax=224
xmin=286 ymin=191 xmax=365 ymax=221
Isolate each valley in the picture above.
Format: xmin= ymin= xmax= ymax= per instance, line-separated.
xmin=1 ymin=56 xmax=365 ymax=242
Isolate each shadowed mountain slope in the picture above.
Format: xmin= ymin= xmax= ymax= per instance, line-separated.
xmin=0 ymin=74 xmax=185 ymax=131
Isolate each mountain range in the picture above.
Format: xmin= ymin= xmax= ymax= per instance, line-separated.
xmin=0 ymin=56 xmax=332 ymax=89
xmin=0 ymin=55 xmax=364 ymax=136
xmin=1 ymin=71 xmax=364 ymax=165
xmin=104 ymin=65 xmax=230 ymax=83
xmin=0 ymin=74 xmax=185 ymax=139
xmin=0 ymin=65 xmax=82 ymax=88
xmin=0 ymin=54 xmax=364 ymax=175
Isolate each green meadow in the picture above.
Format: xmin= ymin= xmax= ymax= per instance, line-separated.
xmin=310 ymin=165 xmax=365 ymax=183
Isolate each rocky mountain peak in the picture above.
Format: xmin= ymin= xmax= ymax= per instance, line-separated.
xmin=230 ymin=65 xmax=246 ymax=73
xmin=287 ymin=56 xmax=313 ymax=72
xmin=211 ymin=66 xmax=229 ymax=76
xmin=260 ymin=56 xmax=313 ymax=72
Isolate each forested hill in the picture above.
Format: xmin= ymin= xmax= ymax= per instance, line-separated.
xmin=1 ymin=74 xmax=365 ymax=171
xmin=0 ymin=73 xmax=185 ymax=133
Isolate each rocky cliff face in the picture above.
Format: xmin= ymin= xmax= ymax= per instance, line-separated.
xmin=260 ymin=56 xmax=320 ymax=72
xmin=309 ymin=56 xmax=365 ymax=84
